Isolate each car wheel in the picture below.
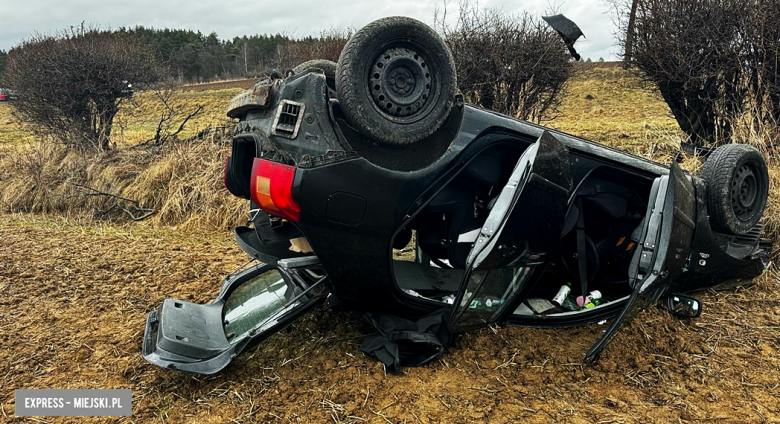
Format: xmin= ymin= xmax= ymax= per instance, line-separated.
xmin=700 ymin=143 xmax=769 ymax=235
xmin=336 ymin=17 xmax=457 ymax=145
xmin=293 ymin=59 xmax=337 ymax=92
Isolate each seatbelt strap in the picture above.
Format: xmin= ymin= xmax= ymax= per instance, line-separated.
xmin=575 ymin=196 xmax=588 ymax=296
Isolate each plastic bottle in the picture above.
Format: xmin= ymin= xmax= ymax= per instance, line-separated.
xmin=552 ymin=282 xmax=572 ymax=306
xmin=580 ymin=290 xmax=604 ymax=309
xmin=577 ymin=290 xmax=603 ymax=307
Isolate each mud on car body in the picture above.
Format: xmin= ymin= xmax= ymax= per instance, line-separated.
xmin=143 ymin=17 xmax=772 ymax=374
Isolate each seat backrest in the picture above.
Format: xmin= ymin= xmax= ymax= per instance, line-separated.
xmin=417 ymin=182 xmax=481 ymax=269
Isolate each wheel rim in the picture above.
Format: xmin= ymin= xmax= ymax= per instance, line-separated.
xmin=731 ymin=163 xmax=759 ymax=221
xmin=369 ymin=46 xmax=433 ymax=121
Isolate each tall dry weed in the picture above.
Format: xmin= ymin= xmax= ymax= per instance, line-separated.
xmin=0 ymin=131 xmax=245 ymax=232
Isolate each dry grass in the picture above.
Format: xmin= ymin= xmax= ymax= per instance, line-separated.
xmin=0 ymin=132 xmax=246 ymax=232
xmin=0 ymin=88 xmax=246 ymax=232
xmin=0 ymin=88 xmax=240 ymax=147
xmin=112 ymin=88 xmax=241 ymax=145
xmin=1 ymin=215 xmax=779 ymax=423
xmin=1 ymin=66 xmax=780 ymax=423
xmin=0 ymin=103 xmax=35 ymax=145
xmin=546 ymin=66 xmax=682 ymax=165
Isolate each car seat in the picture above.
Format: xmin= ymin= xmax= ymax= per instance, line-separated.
xmin=415 ymin=154 xmax=503 ymax=269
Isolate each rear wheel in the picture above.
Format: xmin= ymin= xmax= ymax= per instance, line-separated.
xmin=293 ymin=59 xmax=337 ymax=92
xmin=700 ymin=144 xmax=769 ymax=235
xmin=336 ymin=17 xmax=457 ymax=145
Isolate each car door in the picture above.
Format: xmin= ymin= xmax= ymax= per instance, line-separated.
xmin=143 ymin=260 xmax=327 ymax=374
xmin=449 ymin=130 xmax=572 ymax=331
xmin=584 ymin=161 xmax=696 ymax=361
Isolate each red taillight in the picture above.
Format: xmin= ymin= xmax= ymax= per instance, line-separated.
xmin=250 ymin=158 xmax=301 ymax=222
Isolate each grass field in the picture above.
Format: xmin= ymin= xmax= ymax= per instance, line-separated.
xmin=0 ymin=86 xmax=243 ymax=146
xmin=0 ymin=65 xmax=779 ymax=423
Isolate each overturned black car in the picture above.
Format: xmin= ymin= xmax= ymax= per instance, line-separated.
xmin=143 ymin=17 xmax=772 ymax=374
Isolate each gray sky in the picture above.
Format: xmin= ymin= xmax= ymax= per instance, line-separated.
xmin=0 ymin=0 xmax=619 ymax=61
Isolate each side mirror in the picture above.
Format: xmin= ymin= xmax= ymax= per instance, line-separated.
xmin=667 ymin=294 xmax=702 ymax=318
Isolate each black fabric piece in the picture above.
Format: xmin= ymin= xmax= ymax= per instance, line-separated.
xmin=359 ymin=310 xmax=454 ymax=373
xmin=542 ymin=15 xmax=585 ymax=61
xmin=542 ymin=14 xmax=585 ymax=44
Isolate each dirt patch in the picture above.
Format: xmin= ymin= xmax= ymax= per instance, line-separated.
xmin=1 ymin=214 xmax=778 ymax=423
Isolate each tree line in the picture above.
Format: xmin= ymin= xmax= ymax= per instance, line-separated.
xmin=0 ymin=27 xmax=347 ymax=84
xmin=119 ymin=27 xmax=334 ymax=83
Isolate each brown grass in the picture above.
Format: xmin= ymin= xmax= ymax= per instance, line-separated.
xmin=0 ymin=88 xmax=248 ymax=232
xmin=1 ymin=215 xmax=779 ymax=422
xmin=0 ymin=132 xmax=245 ymax=232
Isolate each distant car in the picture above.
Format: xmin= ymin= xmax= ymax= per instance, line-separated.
xmin=143 ymin=17 xmax=772 ymax=375
xmin=0 ymin=88 xmax=10 ymax=101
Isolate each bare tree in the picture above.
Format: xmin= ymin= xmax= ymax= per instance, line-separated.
xmin=435 ymin=1 xmax=573 ymax=122
xmin=3 ymin=25 xmax=161 ymax=151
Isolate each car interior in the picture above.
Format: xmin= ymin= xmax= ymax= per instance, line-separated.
xmin=392 ymin=142 xmax=656 ymax=319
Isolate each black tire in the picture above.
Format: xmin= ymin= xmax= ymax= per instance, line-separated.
xmin=336 ymin=17 xmax=457 ymax=145
xmin=293 ymin=59 xmax=337 ymax=91
xmin=700 ymin=144 xmax=769 ymax=235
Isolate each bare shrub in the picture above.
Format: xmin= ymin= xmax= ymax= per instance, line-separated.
xmin=614 ymin=0 xmax=780 ymax=145
xmin=276 ymin=29 xmax=351 ymax=71
xmin=435 ymin=1 xmax=573 ymax=122
xmin=742 ymin=0 xmax=780 ymax=129
xmin=138 ymin=87 xmax=204 ymax=146
xmin=3 ymin=25 xmax=161 ymax=151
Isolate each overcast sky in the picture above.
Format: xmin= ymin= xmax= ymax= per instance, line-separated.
xmin=0 ymin=0 xmax=619 ymax=61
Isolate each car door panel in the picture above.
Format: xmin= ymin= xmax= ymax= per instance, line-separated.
xmin=585 ymin=162 xmax=695 ymax=361
xmin=449 ymin=131 xmax=572 ymax=331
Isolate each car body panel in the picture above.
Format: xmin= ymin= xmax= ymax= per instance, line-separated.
xmin=227 ymin=71 xmax=765 ymax=326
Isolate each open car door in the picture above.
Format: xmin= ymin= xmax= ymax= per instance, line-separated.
xmin=584 ymin=161 xmax=695 ymax=361
xmin=143 ymin=258 xmax=327 ymax=374
xmin=449 ymin=131 xmax=572 ymax=331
